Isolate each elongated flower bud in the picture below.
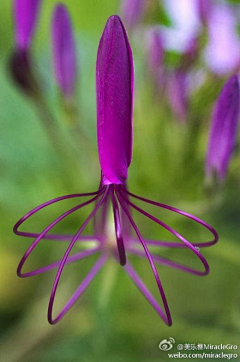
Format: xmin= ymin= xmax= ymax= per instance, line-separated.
xmin=96 ymin=15 xmax=134 ymax=185
xmin=206 ymin=75 xmax=240 ymax=182
xmin=14 ymin=0 xmax=41 ymax=51
xmin=51 ymin=4 xmax=77 ymax=99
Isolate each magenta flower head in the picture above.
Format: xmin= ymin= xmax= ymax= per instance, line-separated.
xmin=120 ymin=0 xmax=145 ymax=30
xmin=206 ymin=75 xmax=240 ymax=183
xmin=14 ymin=15 xmax=218 ymax=327
xmin=51 ymin=4 xmax=77 ymax=100
xmin=14 ymin=0 xmax=42 ymax=51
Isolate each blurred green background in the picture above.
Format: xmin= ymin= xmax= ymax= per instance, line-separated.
xmin=1 ymin=0 xmax=240 ymax=361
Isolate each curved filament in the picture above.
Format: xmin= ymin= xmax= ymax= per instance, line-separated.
xmin=127 ymin=247 xmax=207 ymax=276
xmin=111 ymin=190 xmax=126 ymax=266
xmin=117 ymin=193 xmax=172 ymax=326
xmin=14 ymin=189 xmax=103 ymax=239
xmin=48 ymin=187 xmax=109 ymax=324
xmin=118 ymin=191 xmax=210 ymax=275
xmin=17 ymin=192 xmax=103 ymax=278
xmin=21 ymin=247 xmax=100 ymax=278
xmin=119 ymin=188 xmax=218 ymax=248
xmin=49 ymin=254 xmax=107 ymax=325
xmin=125 ymin=262 xmax=171 ymax=323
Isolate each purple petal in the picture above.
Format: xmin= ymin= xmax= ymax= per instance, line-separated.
xmin=146 ymin=27 xmax=165 ymax=90
xmin=16 ymin=191 xmax=104 ymax=278
xmin=14 ymin=0 xmax=42 ymax=50
xmin=206 ymin=75 xmax=240 ymax=182
xmin=96 ymin=15 xmax=134 ymax=185
xmin=128 ymin=247 xmax=208 ymax=276
xmin=120 ymin=0 xmax=145 ymax=30
xmin=161 ymin=0 xmax=201 ymax=52
xmin=196 ymin=0 xmax=212 ymax=25
xmin=48 ymin=190 xmax=109 ymax=324
xmin=118 ymin=187 xmax=218 ymax=247
xmin=49 ymin=254 xmax=107 ymax=324
xmin=167 ymin=70 xmax=188 ymax=122
xmin=125 ymin=262 xmax=171 ymax=324
xmin=204 ymin=4 xmax=240 ymax=75
xmin=51 ymin=4 xmax=77 ymax=99
xmin=117 ymin=193 xmax=172 ymax=325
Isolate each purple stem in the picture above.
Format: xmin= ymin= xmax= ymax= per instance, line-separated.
xmin=118 ymin=191 xmax=210 ymax=275
xmin=48 ymin=187 xmax=109 ymax=324
xmin=17 ymin=192 xmax=103 ymax=278
xmin=117 ymin=193 xmax=172 ymax=326
xmin=119 ymin=188 xmax=218 ymax=247
xmin=127 ymin=247 xmax=207 ymax=276
xmin=21 ymin=247 xmax=100 ymax=278
xmin=111 ymin=189 xmax=126 ymax=266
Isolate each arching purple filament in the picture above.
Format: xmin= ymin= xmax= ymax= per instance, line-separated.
xmin=14 ymin=182 xmax=218 ymax=326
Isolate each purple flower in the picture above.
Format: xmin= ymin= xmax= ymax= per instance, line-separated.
xmin=10 ymin=0 xmax=42 ymax=95
xmin=51 ymin=4 xmax=77 ymax=100
xmin=120 ymin=0 xmax=145 ymax=30
xmin=197 ymin=0 xmax=212 ymax=25
xmin=204 ymin=4 xmax=240 ymax=75
xmin=167 ymin=70 xmax=189 ymax=122
xmin=14 ymin=0 xmax=42 ymax=51
xmin=161 ymin=0 xmax=201 ymax=53
xmin=206 ymin=75 xmax=240 ymax=183
xmin=146 ymin=27 xmax=165 ymax=91
xmin=14 ymin=15 xmax=218 ymax=326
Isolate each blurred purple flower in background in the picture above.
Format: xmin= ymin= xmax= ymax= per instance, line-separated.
xmin=161 ymin=0 xmax=201 ymax=53
xmin=204 ymin=4 xmax=240 ymax=75
xmin=10 ymin=0 xmax=42 ymax=95
xmin=146 ymin=26 xmax=165 ymax=91
xmin=14 ymin=15 xmax=218 ymax=327
xmin=206 ymin=75 xmax=240 ymax=184
xmin=167 ymin=70 xmax=189 ymax=123
xmin=197 ymin=0 xmax=212 ymax=25
xmin=51 ymin=4 xmax=77 ymax=101
xmin=120 ymin=0 xmax=146 ymax=30
xmin=14 ymin=0 xmax=42 ymax=51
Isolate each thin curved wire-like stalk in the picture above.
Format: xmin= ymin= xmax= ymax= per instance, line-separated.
xmin=125 ymin=262 xmax=171 ymax=323
xmin=119 ymin=188 xmax=218 ymax=248
xmin=127 ymin=247 xmax=207 ymax=276
xmin=50 ymin=253 xmax=107 ymax=325
xmin=14 ymin=189 xmax=103 ymax=239
xmin=117 ymin=193 xmax=172 ymax=326
xmin=17 ymin=192 xmax=103 ymax=278
xmin=129 ymin=237 xmax=209 ymax=249
xmin=48 ymin=187 xmax=109 ymax=324
xmin=118 ymin=191 xmax=210 ymax=275
xmin=111 ymin=188 xmax=126 ymax=266
xmin=21 ymin=246 xmax=101 ymax=278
